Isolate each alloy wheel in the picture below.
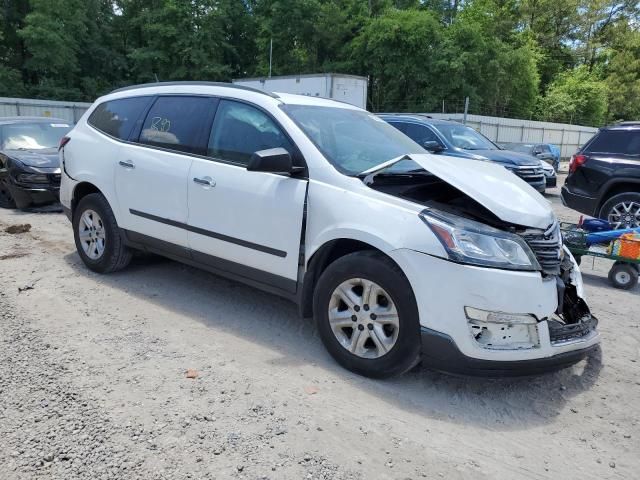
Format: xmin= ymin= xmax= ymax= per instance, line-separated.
xmin=78 ymin=209 xmax=106 ymax=260
xmin=608 ymin=201 xmax=640 ymax=229
xmin=328 ymin=278 xmax=399 ymax=359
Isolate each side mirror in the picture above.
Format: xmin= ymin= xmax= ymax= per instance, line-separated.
xmin=422 ymin=140 xmax=444 ymax=153
xmin=247 ymin=148 xmax=293 ymax=174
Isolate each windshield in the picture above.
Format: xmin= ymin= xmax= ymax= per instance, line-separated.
xmin=433 ymin=124 xmax=497 ymax=150
xmin=281 ymin=105 xmax=425 ymax=175
xmin=0 ymin=122 xmax=72 ymax=150
xmin=503 ymin=143 xmax=533 ymax=154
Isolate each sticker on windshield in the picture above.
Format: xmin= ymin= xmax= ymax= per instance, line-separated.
xmin=51 ymin=123 xmax=70 ymax=128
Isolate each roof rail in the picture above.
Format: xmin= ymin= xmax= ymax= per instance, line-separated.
xmin=376 ymin=112 xmax=432 ymax=118
xmin=109 ymin=81 xmax=280 ymax=99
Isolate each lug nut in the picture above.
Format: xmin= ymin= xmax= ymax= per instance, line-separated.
xmin=370 ymin=313 xmax=377 ymax=320
xmin=354 ymin=305 xmax=360 ymax=312
xmin=367 ymin=323 xmax=374 ymax=330
xmin=363 ymin=304 xmax=369 ymax=311
xmin=357 ymin=324 xmax=364 ymax=331
xmin=351 ymin=315 xmax=357 ymax=322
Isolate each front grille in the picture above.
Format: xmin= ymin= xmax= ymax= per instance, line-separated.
xmin=520 ymin=222 xmax=562 ymax=275
xmin=48 ymin=173 xmax=61 ymax=186
xmin=513 ymin=166 xmax=544 ymax=183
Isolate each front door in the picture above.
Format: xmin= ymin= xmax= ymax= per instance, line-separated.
xmin=187 ymin=99 xmax=307 ymax=292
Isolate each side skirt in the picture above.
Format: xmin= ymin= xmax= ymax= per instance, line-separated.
xmin=121 ymin=229 xmax=299 ymax=303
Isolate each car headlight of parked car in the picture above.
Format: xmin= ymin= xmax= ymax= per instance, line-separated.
xmin=419 ymin=209 xmax=541 ymax=271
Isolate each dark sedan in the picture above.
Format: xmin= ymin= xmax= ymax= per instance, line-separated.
xmin=0 ymin=117 xmax=71 ymax=209
xmin=379 ymin=114 xmax=546 ymax=193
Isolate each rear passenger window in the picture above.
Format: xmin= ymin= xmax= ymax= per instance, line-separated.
xmin=585 ymin=130 xmax=640 ymax=156
xmin=403 ymin=123 xmax=441 ymax=145
xmin=88 ymin=97 xmax=152 ymax=140
xmin=139 ymin=96 xmax=214 ymax=154
xmin=208 ymin=100 xmax=293 ymax=166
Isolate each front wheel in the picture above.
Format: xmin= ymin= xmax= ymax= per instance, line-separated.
xmin=313 ymin=251 xmax=421 ymax=378
xmin=73 ymin=193 xmax=132 ymax=273
xmin=0 ymin=177 xmax=16 ymax=209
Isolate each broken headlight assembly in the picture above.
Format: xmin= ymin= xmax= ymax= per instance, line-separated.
xmin=419 ymin=209 xmax=541 ymax=271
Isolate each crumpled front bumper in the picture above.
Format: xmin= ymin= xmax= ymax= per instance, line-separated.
xmin=389 ymin=248 xmax=600 ymax=375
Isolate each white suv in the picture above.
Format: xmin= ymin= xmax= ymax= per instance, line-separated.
xmin=59 ymin=82 xmax=599 ymax=377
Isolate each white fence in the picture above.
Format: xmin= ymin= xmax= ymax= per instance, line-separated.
xmin=0 ymin=97 xmax=92 ymax=124
xmin=426 ymin=113 xmax=598 ymax=159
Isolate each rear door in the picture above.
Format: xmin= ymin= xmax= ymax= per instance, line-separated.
xmin=186 ymin=99 xmax=307 ymax=292
xmin=115 ymin=95 xmax=216 ymax=249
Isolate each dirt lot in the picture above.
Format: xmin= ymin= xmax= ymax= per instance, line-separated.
xmin=0 ymin=175 xmax=638 ymax=480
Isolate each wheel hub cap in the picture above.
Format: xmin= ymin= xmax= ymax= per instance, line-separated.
xmin=78 ymin=209 xmax=106 ymax=260
xmin=608 ymin=201 xmax=640 ymax=229
xmin=328 ymin=278 xmax=399 ymax=359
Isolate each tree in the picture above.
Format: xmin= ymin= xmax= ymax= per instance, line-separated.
xmin=605 ymin=25 xmax=640 ymax=121
xmin=536 ymin=66 xmax=608 ymax=125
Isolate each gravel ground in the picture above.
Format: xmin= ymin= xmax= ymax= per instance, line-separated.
xmin=0 ymin=175 xmax=639 ymax=479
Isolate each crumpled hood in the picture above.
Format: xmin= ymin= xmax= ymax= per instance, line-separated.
xmin=5 ymin=148 xmax=60 ymax=168
xmin=464 ymin=149 xmax=541 ymax=166
xmin=408 ymin=153 xmax=554 ymax=229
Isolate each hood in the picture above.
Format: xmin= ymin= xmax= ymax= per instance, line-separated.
xmin=4 ymin=148 xmax=60 ymax=168
xmin=407 ymin=153 xmax=554 ymax=229
xmin=465 ymin=149 xmax=541 ymax=166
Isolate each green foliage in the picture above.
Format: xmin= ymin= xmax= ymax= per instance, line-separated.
xmin=536 ymin=66 xmax=608 ymax=125
xmin=0 ymin=0 xmax=638 ymax=124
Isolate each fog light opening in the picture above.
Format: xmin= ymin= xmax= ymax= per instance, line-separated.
xmin=465 ymin=307 xmax=540 ymax=350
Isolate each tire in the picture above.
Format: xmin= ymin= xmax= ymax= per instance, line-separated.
xmin=599 ymin=192 xmax=640 ymax=229
xmin=73 ymin=193 xmax=132 ymax=273
xmin=0 ymin=177 xmax=16 ymax=209
xmin=608 ymin=262 xmax=639 ymax=290
xmin=313 ymin=250 xmax=421 ymax=378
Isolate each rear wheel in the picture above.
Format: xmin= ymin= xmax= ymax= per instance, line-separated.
xmin=313 ymin=251 xmax=421 ymax=378
xmin=0 ymin=177 xmax=16 ymax=209
xmin=73 ymin=193 xmax=132 ymax=273
xmin=608 ymin=262 xmax=639 ymax=290
xmin=599 ymin=192 xmax=640 ymax=229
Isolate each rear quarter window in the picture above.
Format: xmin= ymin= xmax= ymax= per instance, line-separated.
xmin=585 ymin=130 xmax=640 ymax=156
xmin=88 ymin=97 xmax=153 ymax=140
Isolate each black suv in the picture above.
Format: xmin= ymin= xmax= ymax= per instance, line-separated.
xmin=562 ymin=122 xmax=640 ymax=229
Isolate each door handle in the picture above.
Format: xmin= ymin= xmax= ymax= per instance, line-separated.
xmin=193 ymin=176 xmax=216 ymax=187
xmin=119 ymin=160 xmax=135 ymax=169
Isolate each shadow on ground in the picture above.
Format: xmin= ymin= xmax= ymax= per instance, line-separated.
xmin=62 ymin=250 xmax=603 ymax=433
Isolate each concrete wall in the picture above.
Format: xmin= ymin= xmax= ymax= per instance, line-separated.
xmin=426 ymin=113 xmax=598 ymax=158
xmin=0 ymin=97 xmax=92 ymax=123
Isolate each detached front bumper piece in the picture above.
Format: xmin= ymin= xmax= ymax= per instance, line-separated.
xmin=420 ymin=326 xmax=599 ymax=376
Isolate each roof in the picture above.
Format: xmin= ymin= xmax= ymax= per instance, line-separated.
xmin=376 ymin=113 xmax=459 ymax=125
xmin=0 ymin=116 xmax=69 ymax=125
xmin=233 ymin=73 xmax=368 ymax=83
xmin=604 ymin=121 xmax=640 ymax=130
xmin=110 ymin=81 xmax=280 ymax=98
xmin=105 ymin=81 xmax=362 ymax=110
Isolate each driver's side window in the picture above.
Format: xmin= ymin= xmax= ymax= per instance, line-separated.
xmin=208 ymin=100 xmax=294 ymax=166
xmin=403 ymin=123 xmax=441 ymax=147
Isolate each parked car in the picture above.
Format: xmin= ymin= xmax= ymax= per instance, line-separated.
xmin=502 ymin=142 xmax=560 ymax=172
xmin=59 ymin=82 xmax=598 ymax=377
xmin=562 ymin=122 xmax=640 ymax=229
xmin=380 ymin=115 xmax=546 ymax=193
xmin=0 ymin=116 xmax=72 ymax=209
xmin=539 ymin=159 xmax=557 ymax=187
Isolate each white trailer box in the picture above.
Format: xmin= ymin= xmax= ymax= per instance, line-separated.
xmin=232 ymin=73 xmax=368 ymax=109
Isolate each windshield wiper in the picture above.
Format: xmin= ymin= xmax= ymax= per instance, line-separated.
xmin=358 ymin=154 xmax=414 ymax=185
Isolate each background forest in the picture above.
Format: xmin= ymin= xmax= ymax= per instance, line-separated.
xmin=1 ymin=0 xmax=639 ymax=125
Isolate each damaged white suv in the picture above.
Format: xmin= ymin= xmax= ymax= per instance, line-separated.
xmin=59 ymin=82 xmax=599 ymax=377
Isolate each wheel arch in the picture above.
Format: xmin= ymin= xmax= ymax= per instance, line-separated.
xmin=71 ymin=182 xmax=103 ymax=215
xmin=597 ymin=179 xmax=640 ymax=212
xmin=298 ymin=237 xmax=408 ymax=318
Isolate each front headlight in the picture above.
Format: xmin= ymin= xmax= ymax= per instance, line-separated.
xmin=17 ymin=173 xmax=49 ymax=183
xmin=419 ymin=209 xmax=541 ymax=271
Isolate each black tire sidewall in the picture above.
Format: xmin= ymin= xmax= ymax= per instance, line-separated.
xmin=72 ymin=194 xmax=123 ymax=273
xmin=313 ymin=251 xmax=421 ymax=378
xmin=599 ymin=192 xmax=640 ymax=227
xmin=608 ymin=263 xmax=639 ymax=290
